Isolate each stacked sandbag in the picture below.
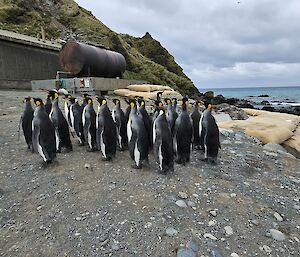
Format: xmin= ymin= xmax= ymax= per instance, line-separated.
xmin=114 ymin=84 xmax=182 ymax=100
xmin=218 ymin=109 xmax=300 ymax=145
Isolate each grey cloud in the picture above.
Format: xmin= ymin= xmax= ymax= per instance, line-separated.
xmin=75 ymin=0 xmax=300 ymax=88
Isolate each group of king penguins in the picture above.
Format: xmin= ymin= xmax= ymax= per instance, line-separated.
xmin=20 ymin=90 xmax=221 ymax=173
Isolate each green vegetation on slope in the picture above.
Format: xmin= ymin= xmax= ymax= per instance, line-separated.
xmin=0 ymin=0 xmax=201 ymax=97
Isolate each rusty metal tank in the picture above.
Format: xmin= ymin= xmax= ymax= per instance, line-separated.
xmin=59 ymin=41 xmax=126 ymax=78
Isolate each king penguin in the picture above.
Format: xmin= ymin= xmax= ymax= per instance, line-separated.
xmin=173 ymin=97 xmax=193 ymax=165
xmin=191 ymin=101 xmax=202 ymax=150
xmin=64 ymin=94 xmax=73 ymax=128
xmin=32 ymin=98 xmax=56 ymax=163
xmin=165 ymin=98 xmax=178 ymax=134
xmin=48 ymin=90 xmax=73 ymax=152
xmin=96 ymin=96 xmax=117 ymax=161
xmin=112 ymin=99 xmax=128 ymax=151
xmin=127 ymin=99 xmax=149 ymax=169
xmin=153 ymin=100 xmax=174 ymax=173
xmin=45 ymin=95 xmax=52 ymax=115
xmin=82 ymin=96 xmax=98 ymax=151
xmin=137 ymin=98 xmax=152 ymax=149
xmin=200 ymin=103 xmax=221 ymax=163
xmin=69 ymin=97 xmax=85 ymax=145
xmin=21 ymin=96 xmax=34 ymax=150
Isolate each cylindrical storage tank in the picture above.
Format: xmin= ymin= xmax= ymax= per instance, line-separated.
xmin=59 ymin=41 xmax=126 ymax=78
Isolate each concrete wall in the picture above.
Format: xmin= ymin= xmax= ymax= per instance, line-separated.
xmin=0 ymin=39 xmax=60 ymax=89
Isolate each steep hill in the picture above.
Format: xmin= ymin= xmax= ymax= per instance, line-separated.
xmin=0 ymin=0 xmax=200 ymax=97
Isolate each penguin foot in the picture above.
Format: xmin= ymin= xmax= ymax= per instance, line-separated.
xmin=101 ymin=157 xmax=112 ymax=161
xmin=131 ymin=164 xmax=142 ymax=169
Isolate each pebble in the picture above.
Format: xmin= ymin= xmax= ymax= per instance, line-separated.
xmin=111 ymin=242 xmax=120 ymax=251
xmin=208 ymin=220 xmax=217 ymax=226
xmin=250 ymin=219 xmax=259 ymax=226
xmin=230 ymin=193 xmax=237 ymax=197
xmin=178 ymin=192 xmax=188 ymax=199
xmin=262 ymin=245 xmax=272 ymax=255
xmin=273 ymin=212 xmax=283 ymax=222
xmin=187 ymin=201 xmax=195 ymax=207
xmin=166 ymin=227 xmax=178 ymax=236
xmin=84 ymin=163 xmax=91 ymax=169
xmin=224 ymin=226 xmax=234 ymax=236
xmin=204 ymin=233 xmax=217 ymax=241
xmin=269 ymin=229 xmax=286 ymax=241
xmin=231 ymin=253 xmax=240 ymax=257
xmin=293 ymin=204 xmax=300 ymax=210
xmin=176 ymin=200 xmax=188 ymax=208
xmin=36 ymin=205 xmax=43 ymax=211
xmin=186 ymin=239 xmax=199 ymax=252
xmin=177 ymin=248 xmax=196 ymax=257
xmin=209 ymin=210 xmax=217 ymax=217
xmin=74 ymin=232 xmax=81 ymax=237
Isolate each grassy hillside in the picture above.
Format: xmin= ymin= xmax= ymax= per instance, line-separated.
xmin=0 ymin=0 xmax=201 ymax=97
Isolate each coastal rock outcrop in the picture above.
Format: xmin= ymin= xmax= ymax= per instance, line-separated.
xmin=218 ymin=108 xmax=300 ymax=156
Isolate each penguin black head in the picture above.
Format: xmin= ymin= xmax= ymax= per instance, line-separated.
xmin=33 ymin=98 xmax=44 ymax=107
xmin=85 ymin=96 xmax=93 ymax=105
xmin=128 ymin=99 xmax=137 ymax=109
xmin=164 ymin=98 xmax=171 ymax=105
xmin=181 ymin=97 xmax=189 ymax=110
xmin=156 ymin=91 xmax=163 ymax=101
xmin=155 ymin=100 xmax=163 ymax=109
xmin=63 ymin=94 xmax=72 ymax=100
xmin=204 ymin=101 xmax=211 ymax=109
xmin=23 ymin=96 xmax=31 ymax=103
xmin=48 ymin=89 xmax=59 ymax=101
xmin=95 ymin=96 xmax=107 ymax=106
xmin=112 ymin=99 xmax=120 ymax=106
xmin=137 ymin=97 xmax=145 ymax=107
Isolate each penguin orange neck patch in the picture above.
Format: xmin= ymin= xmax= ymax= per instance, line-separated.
xmin=36 ymin=101 xmax=41 ymax=106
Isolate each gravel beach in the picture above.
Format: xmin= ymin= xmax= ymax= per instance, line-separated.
xmin=0 ymin=90 xmax=299 ymax=257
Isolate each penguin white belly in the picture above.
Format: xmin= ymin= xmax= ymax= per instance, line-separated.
xmin=127 ymin=119 xmax=132 ymax=142
xmin=54 ymin=129 xmax=60 ymax=151
xmin=112 ymin=110 xmax=116 ymax=122
xmin=134 ymin=141 xmax=140 ymax=166
xmin=117 ymin=127 xmax=122 ymax=148
xmin=87 ymin=130 xmax=92 ymax=149
xmin=82 ymin=106 xmax=87 ymax=127
xmin=69 ymin=106 xmax=75 ymax=132
xmin=37 ymin=129 xmax=47 ymax=162
xmin=152 ymin=120 xmax=157 ymax=144
xmin=64 ymin=103 xmax=69 ymax=122
xmin=158 ymin=143 xmax=163 ymax=170
xmin=199 ymin=113 xmax=203 ymax=136
xmin=100 ymin=130 xmax=106 ymax=158
xmin=49 ymin=108 xmax=54 ymax=121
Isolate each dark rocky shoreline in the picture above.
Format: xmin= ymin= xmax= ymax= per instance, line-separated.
xmin=201 ymin=91 xmax=300 ymax=116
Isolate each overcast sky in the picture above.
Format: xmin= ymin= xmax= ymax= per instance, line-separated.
xmin=75 ymin=0 xmax=300 ymax=89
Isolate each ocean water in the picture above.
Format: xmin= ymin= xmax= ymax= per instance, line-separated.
xmin=201 ymin=86 xmax=300 ymax=106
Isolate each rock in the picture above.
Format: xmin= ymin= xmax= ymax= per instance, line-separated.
xmin=177 ymin=248 xmax=196 ymax=257
xmin=111 ymin=242 xmax=120 ymax=251
xmin=262 ymin=245 xmax=272 ymax=255
xmin=231 ymin=253 xmax=240 ymax=257
xmin=176 ymin=200 xmax=188 ymax=208
xmin=186 ymin=239 xmax=199 ymax=252
xmin=263 ymin=143 xmax=288 ymax=154
xmin=74 ymin=232 xmax=81 ymax=237
xmin=166 ymin=227 xmax=178 ymax=236
xmin=269 ymin=229 xmax=286 ymax=241
xmin=219 ymin=128 xmax=234 ymax=137
xmin=208 ymin=220 xmax=217 ymax=226
xmin=250 ymin=219 xmax=259 ymax=226
xmin=293 ymin=204 xmax=300 ymax=210
xmin=273 ymin=212 xmax=283 ymax=222
xmin=187 ymin=201 xmax=195 ymax=207
xmin=84 ymin=163 xmax=91 ymax=169
xmin=209 ymin=210 xmax=217 ymax=217
xmin=224 ymin=226 xmax=234 ymax=236
xmin=178 ymin=192 xmax=188 ymax=199
xmin=204 ymin=233 xmax=217 ymax=240
xmin=222 ymin=140 xmax=231 ymax=145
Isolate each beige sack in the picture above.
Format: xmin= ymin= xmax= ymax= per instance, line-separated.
xmin=128 ymin=84 xmax=173 ymax=92
xmin=114 ymin=88 xmax=133 ymax=97
xmin=283 ymin=125 xmax=300 ymax=153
